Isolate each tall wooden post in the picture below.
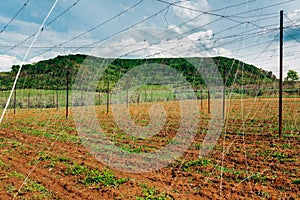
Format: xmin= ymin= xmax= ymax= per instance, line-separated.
xmin=52 ymin=90 xmax=55 ymax=108
xmin=27 ymin=92 xmax=30 ymax=109
xmin=98 ymin=91 xmax=101 ymax=105
xmin=208 ymin=89 xmax=210 ymax=114
xmin=223 ymin=65 xmax=226 ymax=120
xmin=56 ymin=85 xmax=58 ymax=110
xmin=106 ymin=77 xmax=109 ymax=114
xmin=66 ymin=67 xmax=69 ymax=118
xmin=126 ymin=79 xmax=129 ymax=108
xmin=279 ymin=10 xmax=283 ymax=138
xmin=14 ymin=88 xmax=16 ymax=114
xmin=200 ymin=87 xmax=203 ymax=110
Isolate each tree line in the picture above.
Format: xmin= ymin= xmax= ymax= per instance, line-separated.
xmin=0 ymin=54 xmax=276 ymax=91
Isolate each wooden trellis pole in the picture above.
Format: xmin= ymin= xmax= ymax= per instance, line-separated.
xmin=279 ymin=10 xmax=283 ymax=138
xmin=66 ymin=67 xmax=69 ymax=118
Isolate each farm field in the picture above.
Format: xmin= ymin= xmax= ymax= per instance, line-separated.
xmin=0 ymin=98 xmax=299 ymax=199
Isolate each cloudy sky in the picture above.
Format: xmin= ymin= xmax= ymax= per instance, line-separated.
xmin=0 ymin=0 xmax=299 ymax=77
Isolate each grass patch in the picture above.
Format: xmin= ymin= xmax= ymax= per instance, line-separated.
xmin=30 ymin=152 xmax=72 ymax=167
xmin=66 ymin=164 xmax=129 ymax=188
xmin=282 ymin=143 xmax=292 ymax=149
xmin=251 ymin=172 xmax=268 ymax=183
xmin=255 ymin=190 xmax=270 ymax=198
xmin=271 ymin=152 xmax=287 ymax=159
xmin=38 ymin=152 xmax=71 ymax=163
xmin=215 ymin=166 xmax=271 ymax=183
xmin=216 ymin=166 xmax=245 ymax=182
xmin=174 ymin=158 xmax=211 ymax=172
xmin=7 ymin=171 xmax=53 ymax=199
xmin=120 ymin=144 xmax=143 ymax=153
xmin=270 ymin=152 xmax=295 ymax=162
xmin=136 ymin=184 xmax=173 ymax=200
xmin=65 ymin=164 xmax=88 ymax=176
xmin=6 ymin=185 xmax=17 ymax=196
xmin=17 ymin=126 xmax=78 ymax=143
xmin=8 ymin=171 xmax=25 ymax=179
xmin=0 ymin=159 xmax=9 ymax=170
xmin=119 ymin=143 xmax=157 ymax=153
xmin=292 ymin=179 xmax=300 ymax=184
xmin=85 ymin=169 xmax=128 ymax=187
xmin=183 ymin=158 xmax=210 ymax=167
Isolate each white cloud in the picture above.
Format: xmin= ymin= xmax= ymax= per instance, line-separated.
xmin=171 ymin=0 xmax=211 ymax=30
xmin=0 ymin=55 xmax=21 ymax=71
xmin=0 ymin=15 xmax=99 ymax=63
xmin=89 ymin=27 xmax=230 ymax=59
xmin=286 ymin=9 xmax=300 ymax=26
xmin=0 ymin=15 xmax=40 ymax=35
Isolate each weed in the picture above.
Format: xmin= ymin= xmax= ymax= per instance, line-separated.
xmin=7 ymin=171 xmax=52 ymax=198
xmin=282 ymin=143 xmax=292 ymax=149
xmin=9 ymin=171 xmax=25 ymax=179
xmin=251 ymin=172 xmax=268 ymax=183
xmin=66 ymin=164 xmax=128 ymax=187
xmin=292 ymin=180 xmax=300 ymax=184
xmin=136 ymin=184 xmax=173 ymax=200
xmin=85 ymin=169 xmax=128 ymax=187
xmin=22 ymin=180 xmax=48 ymax=193
xmin=6 ymin=185 xmax=17 ymax=195
xmin=168 ymin=139 xmax=183 ymax=145
xmin=180 ymin=158 xmax=210 ymax=172
xmin=17 ymin=126 xmax=78 ymax=143
xmin=283 ymin=158 xmax=297 ymax=162
xmin=270 ymin=152 xmax=290 ymax=162
xmin=271 ymin=152 xmax=286 ymax=158
xmin=255 ymin=190 xmax=270 ymax=198
xmin=194 ymin=143 xmax=202 ymax=149
xmin=282 ymin=134 xmax=298 ymax=139
xmin=194 ymin=144 xmax=215 ymax=151
xmin=66 ymin=164 xmax=88 ymax=176
xmin=0 ymin=159 xmax=9 ymax=170
xmin=121 ymin=144 xmax=142 ymax=153
xmin=270 ymin=143 xmax=278 ymax=147
xmin=257 ymin=149 xmax=271 ymax=157
xmin=0 ymin=138 xmax=9 ymax=148
xmin=31 ymin=152 xmax=72 ymax=167
xmin=216 ymin=166 xmax=245 ymax=182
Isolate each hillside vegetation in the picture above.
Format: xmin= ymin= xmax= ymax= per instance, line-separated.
xmin=0 ymin=54 xmax=276 ymax=91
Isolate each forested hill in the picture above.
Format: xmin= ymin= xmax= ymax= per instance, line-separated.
xmin=0 ymin=54 xmax=276 ymax=90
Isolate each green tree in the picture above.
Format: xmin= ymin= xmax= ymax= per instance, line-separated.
xmin=285 ymin=70 xmax=299 ymax=82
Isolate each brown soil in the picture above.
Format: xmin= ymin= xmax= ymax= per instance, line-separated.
xmin=0 ymin=98 xmax=299 ymax=199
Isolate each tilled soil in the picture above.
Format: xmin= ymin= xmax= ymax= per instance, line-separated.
xmin=0 ymin=99 xmax=299 ymax=199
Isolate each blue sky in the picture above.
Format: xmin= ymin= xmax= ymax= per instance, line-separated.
xmin=0 ymin=0 xmax=299 ymax=77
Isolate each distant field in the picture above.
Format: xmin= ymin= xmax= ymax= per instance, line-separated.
xmin=0 ymin=87 xmax=177 ymax=109
xmin=0 ymin=85 xmax=299 ymax=110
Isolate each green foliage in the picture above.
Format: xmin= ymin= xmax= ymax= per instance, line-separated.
xmin=270 ymin=152 xmax=287 ymax=160
xmin=285 ymin=70 xmax=299 ymax=82
xmin=292 ymin=179 xmax=300 ymax=184
xmin=65 ymin=164 xmax=88 ymax=176
xmin=85 ymin=169 xmax=128 ymax=187
xmin=0 ymin=54 xmax=275 ymax=91
xmin=0 ymin=159 xmax=9 ymax=170
xmin=136 ymin=184 xmax=173 ymax=200
xmin=7 ymin=171 xmax=53 ymax=198
xmin=251 ymin=172 xmax=268 ymax=183
xmin=182 ymin=158 xmax=210 ymax=170
xmin=65 ymin=164 xmax=129 ymax=187
xmin=255 ymin=190 xmax=270 ymax=198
